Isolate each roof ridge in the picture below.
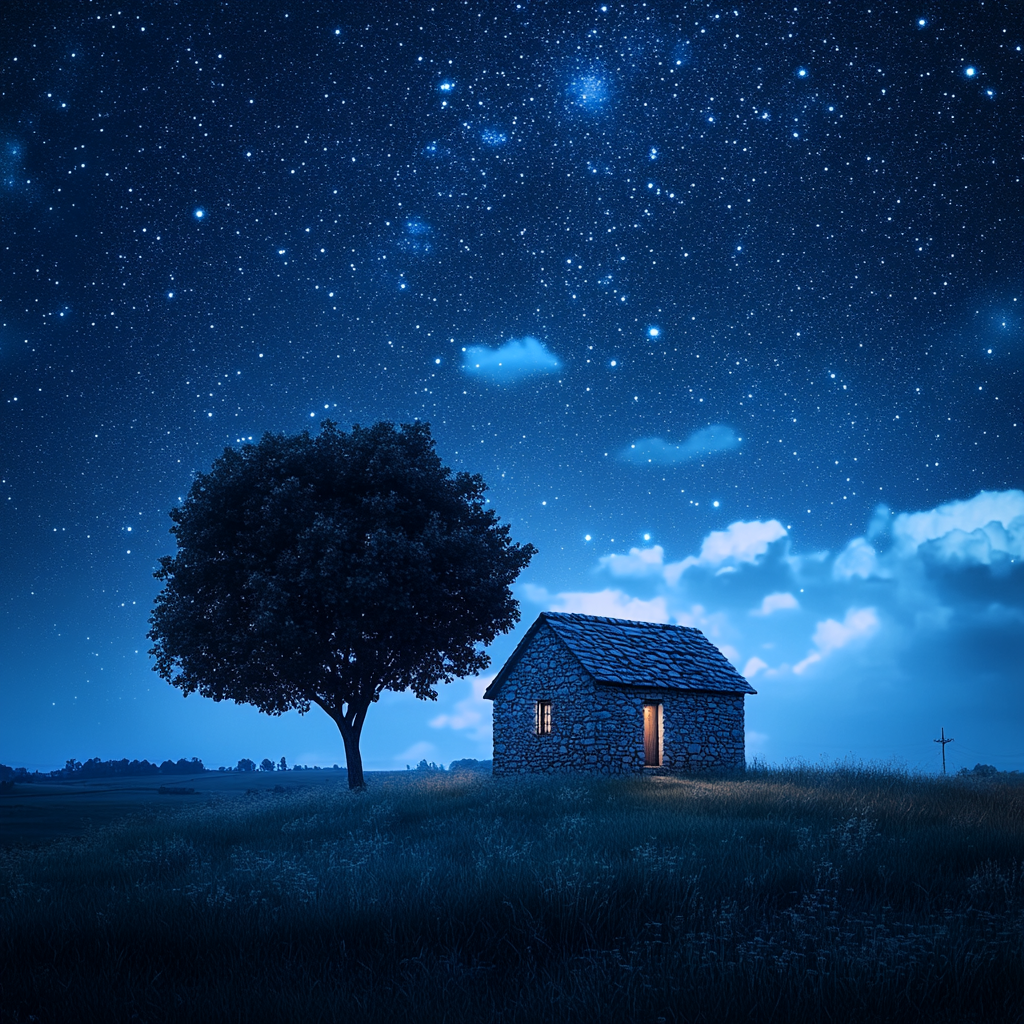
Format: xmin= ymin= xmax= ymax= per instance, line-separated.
xmin=541 ymin=611 xmax=698 ymax=632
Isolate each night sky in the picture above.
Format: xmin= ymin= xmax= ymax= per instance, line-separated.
xmin=2 ymin=1 xmax=1021 ymax=774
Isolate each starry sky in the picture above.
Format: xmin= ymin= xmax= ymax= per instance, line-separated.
xmin=2 ymin=1 xmax=1021 ymax=774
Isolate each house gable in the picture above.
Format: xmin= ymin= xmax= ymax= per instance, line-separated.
xmin=485 ymin=611 xmax=755 ymax=699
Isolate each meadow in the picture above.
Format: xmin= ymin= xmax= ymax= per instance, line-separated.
xmin=1 ymin=765 xmax=1021 ymax=1023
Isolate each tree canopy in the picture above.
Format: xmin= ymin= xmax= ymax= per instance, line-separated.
xmin=148 ymin=420 xmax=535 ymax=787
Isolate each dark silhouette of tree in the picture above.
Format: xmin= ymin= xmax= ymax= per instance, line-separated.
xmin=236 ymin=758 xmax=257 ymax=772
xmin=260 ymin=758 xmax=276 ymax=772
xmin=148 ymin=421 xmax=535 ymax=789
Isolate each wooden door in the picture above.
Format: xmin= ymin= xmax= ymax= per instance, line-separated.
xmin=643 ymin=704 xmax=661 ymax=767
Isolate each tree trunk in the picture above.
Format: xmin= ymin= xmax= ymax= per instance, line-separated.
xmin=333 ymin=705 xmax=368 ymax=790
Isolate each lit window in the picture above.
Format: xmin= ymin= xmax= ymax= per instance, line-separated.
xmin=535 ymin=700 xmax=552 ymax=736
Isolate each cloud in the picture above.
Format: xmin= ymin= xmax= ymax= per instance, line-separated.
xmin=671 ymin=603 xmax=730 ymax=639
xmin=745 ymin=730 xmax=770 ymax=753
xmin=833 ymin=537 xmax=882 ymax=580
xmin=394 ymin=741 xmax=436 ymax=766
xmin=792 ymin=607 xmax=880 ymax=675
xmin=599 ymin=545 xmax=665 ymax=577
xmin=835 ymin=491 xmax=1024 ymax=579
xmin=516 ymin=490 xmax=1024 ymax=769
xmin=619 ymin=425 xmax=740 ymax=465
xmin=428 ymin=677 xmax=493 ymax=741
xmin=697 ymin=520 xmax=788 ymax=566
xmin=665 ymin=520 xmax=787 ymax=584
xmin=752 ymin=592 xmax=799 ymax=616
xmin=891 ymin=489 xmax=1024 ymax=561
xmin=522 ymin=583 xmax=669 ymax=623
xmin=742 ymin=656 xmax=769 ymax=679
xmin=462 ymin=336 xmax=560 ymax=382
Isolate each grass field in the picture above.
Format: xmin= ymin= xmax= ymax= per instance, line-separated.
xmin=1 ymin=765 xmax=1021 ymax=1023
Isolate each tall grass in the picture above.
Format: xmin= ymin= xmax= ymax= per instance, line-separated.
xmin=1 ymin=766 xmax=1021 ymax=1023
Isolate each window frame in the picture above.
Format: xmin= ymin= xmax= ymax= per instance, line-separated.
xmin=535 ymin=699 xmax=553 ymax=737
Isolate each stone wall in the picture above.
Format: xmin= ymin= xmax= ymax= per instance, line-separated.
xmin=491 ymin=621 xmax=746 ymax=775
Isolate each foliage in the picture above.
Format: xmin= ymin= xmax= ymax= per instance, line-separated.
xmin=0 ymin=758 xmax=205 ymax=781
xmin=148 ymin=420 xmax=535 ymax=788
xmin=448 ymin=758 xmax=492 ymax=773
xmin=1 ymin=766 xmax=1021 ymax=1023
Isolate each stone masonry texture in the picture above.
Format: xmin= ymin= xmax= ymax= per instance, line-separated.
xmin=491 ymin=622 xmax=746 ymax=776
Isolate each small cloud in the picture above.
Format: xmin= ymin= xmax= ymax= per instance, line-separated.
xmin=428 ymin=677 xmax=493 ymax=742
xmin=523 ymin=583 xmax=669 ymax=623
xmin=599 ymin=545 xmax=665 ymax=577
xmin=793 ymin=607 xmax=880 ymax=675
xmin=833 ymin=537 xmax=882 ymax=580
xmin=718 ymin=643 xmax=742 ymax=667
xmin=394 ymin=741 xmax=436 ymax=765
xmin=742 ymin=656 xmax=769 ymax=679
xmin=462 ymin=336 xmax=560 ymax=383
xmin=751 ymin=592 xmax=799 ymax=616
xmin=620 ymin=425 xmax=740 ymax=465
xmin=696 ymin=520 xmax=787 ymax=565
xmin=745 ymin=730 xmax=770 ymax=753
xmin=665 ymin=520 xmax=787 ymax=584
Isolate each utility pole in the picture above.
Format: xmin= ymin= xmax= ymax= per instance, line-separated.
xmin=934 ymin=727 xmax=954 ymax=775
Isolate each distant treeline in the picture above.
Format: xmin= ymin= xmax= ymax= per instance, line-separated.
xmin=0 ymin=757 xmax=491 ymax=783
xmin=0 ymin=758 xmax=206 ymax=782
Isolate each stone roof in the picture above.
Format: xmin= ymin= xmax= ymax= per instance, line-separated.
xmin=484 ymin=612 xmax=756 ymax=698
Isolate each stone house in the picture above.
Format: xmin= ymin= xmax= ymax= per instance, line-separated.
xmin=484 ymin=612 xmax=755 ymax=775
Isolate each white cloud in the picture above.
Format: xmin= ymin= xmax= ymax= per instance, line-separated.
xmin=699 ymin=520 xmax=788 ymax=565
xmin=522 ymin=583 xmax=669 ymax=622
xmin=892 ymin=489 xmax=1024 ymax=561
xmin=792 ymin=607 xmax=880 ymax=675
xmin=742 ymin=656 xmax=769 ymax=679
xmin=745 ymin=730 xmax=770 ymax=753
xmin=665 ymin=519 xmax=787 ymax=584
xmin=619 ymin=425 xmax=740 ymax=465
xmin=428 ymin=677 xmax=493 ymax=741
xmin=834 ymin=490 xmax=1024 ymax=579
xmin=751 ymin=591 xmax=799 ymax=616
xmin=922 ymin=521 xmax=1024 ymax=566
xmin=462 ymin=335 xmax=560 ymax=382
xmin=394 ymin=741 xmax=436 ymax=765
xmin=718 ymin=643 xmax=742 ymax=667
xmin=672 ymin=602 xmax=728 ymax=637
xmin=833 ymin=537 xmax=883 ymax=580
xmin=599 ymin=544 xmax=665 ymax=577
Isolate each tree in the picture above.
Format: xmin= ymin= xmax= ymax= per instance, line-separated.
xmin=148 ymin=421 xmax=535 ymax=789
xmin=236 ymin=758 xmax=256 ymax=772
xmin=260 ymin=758 xmax=276 ymax=772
